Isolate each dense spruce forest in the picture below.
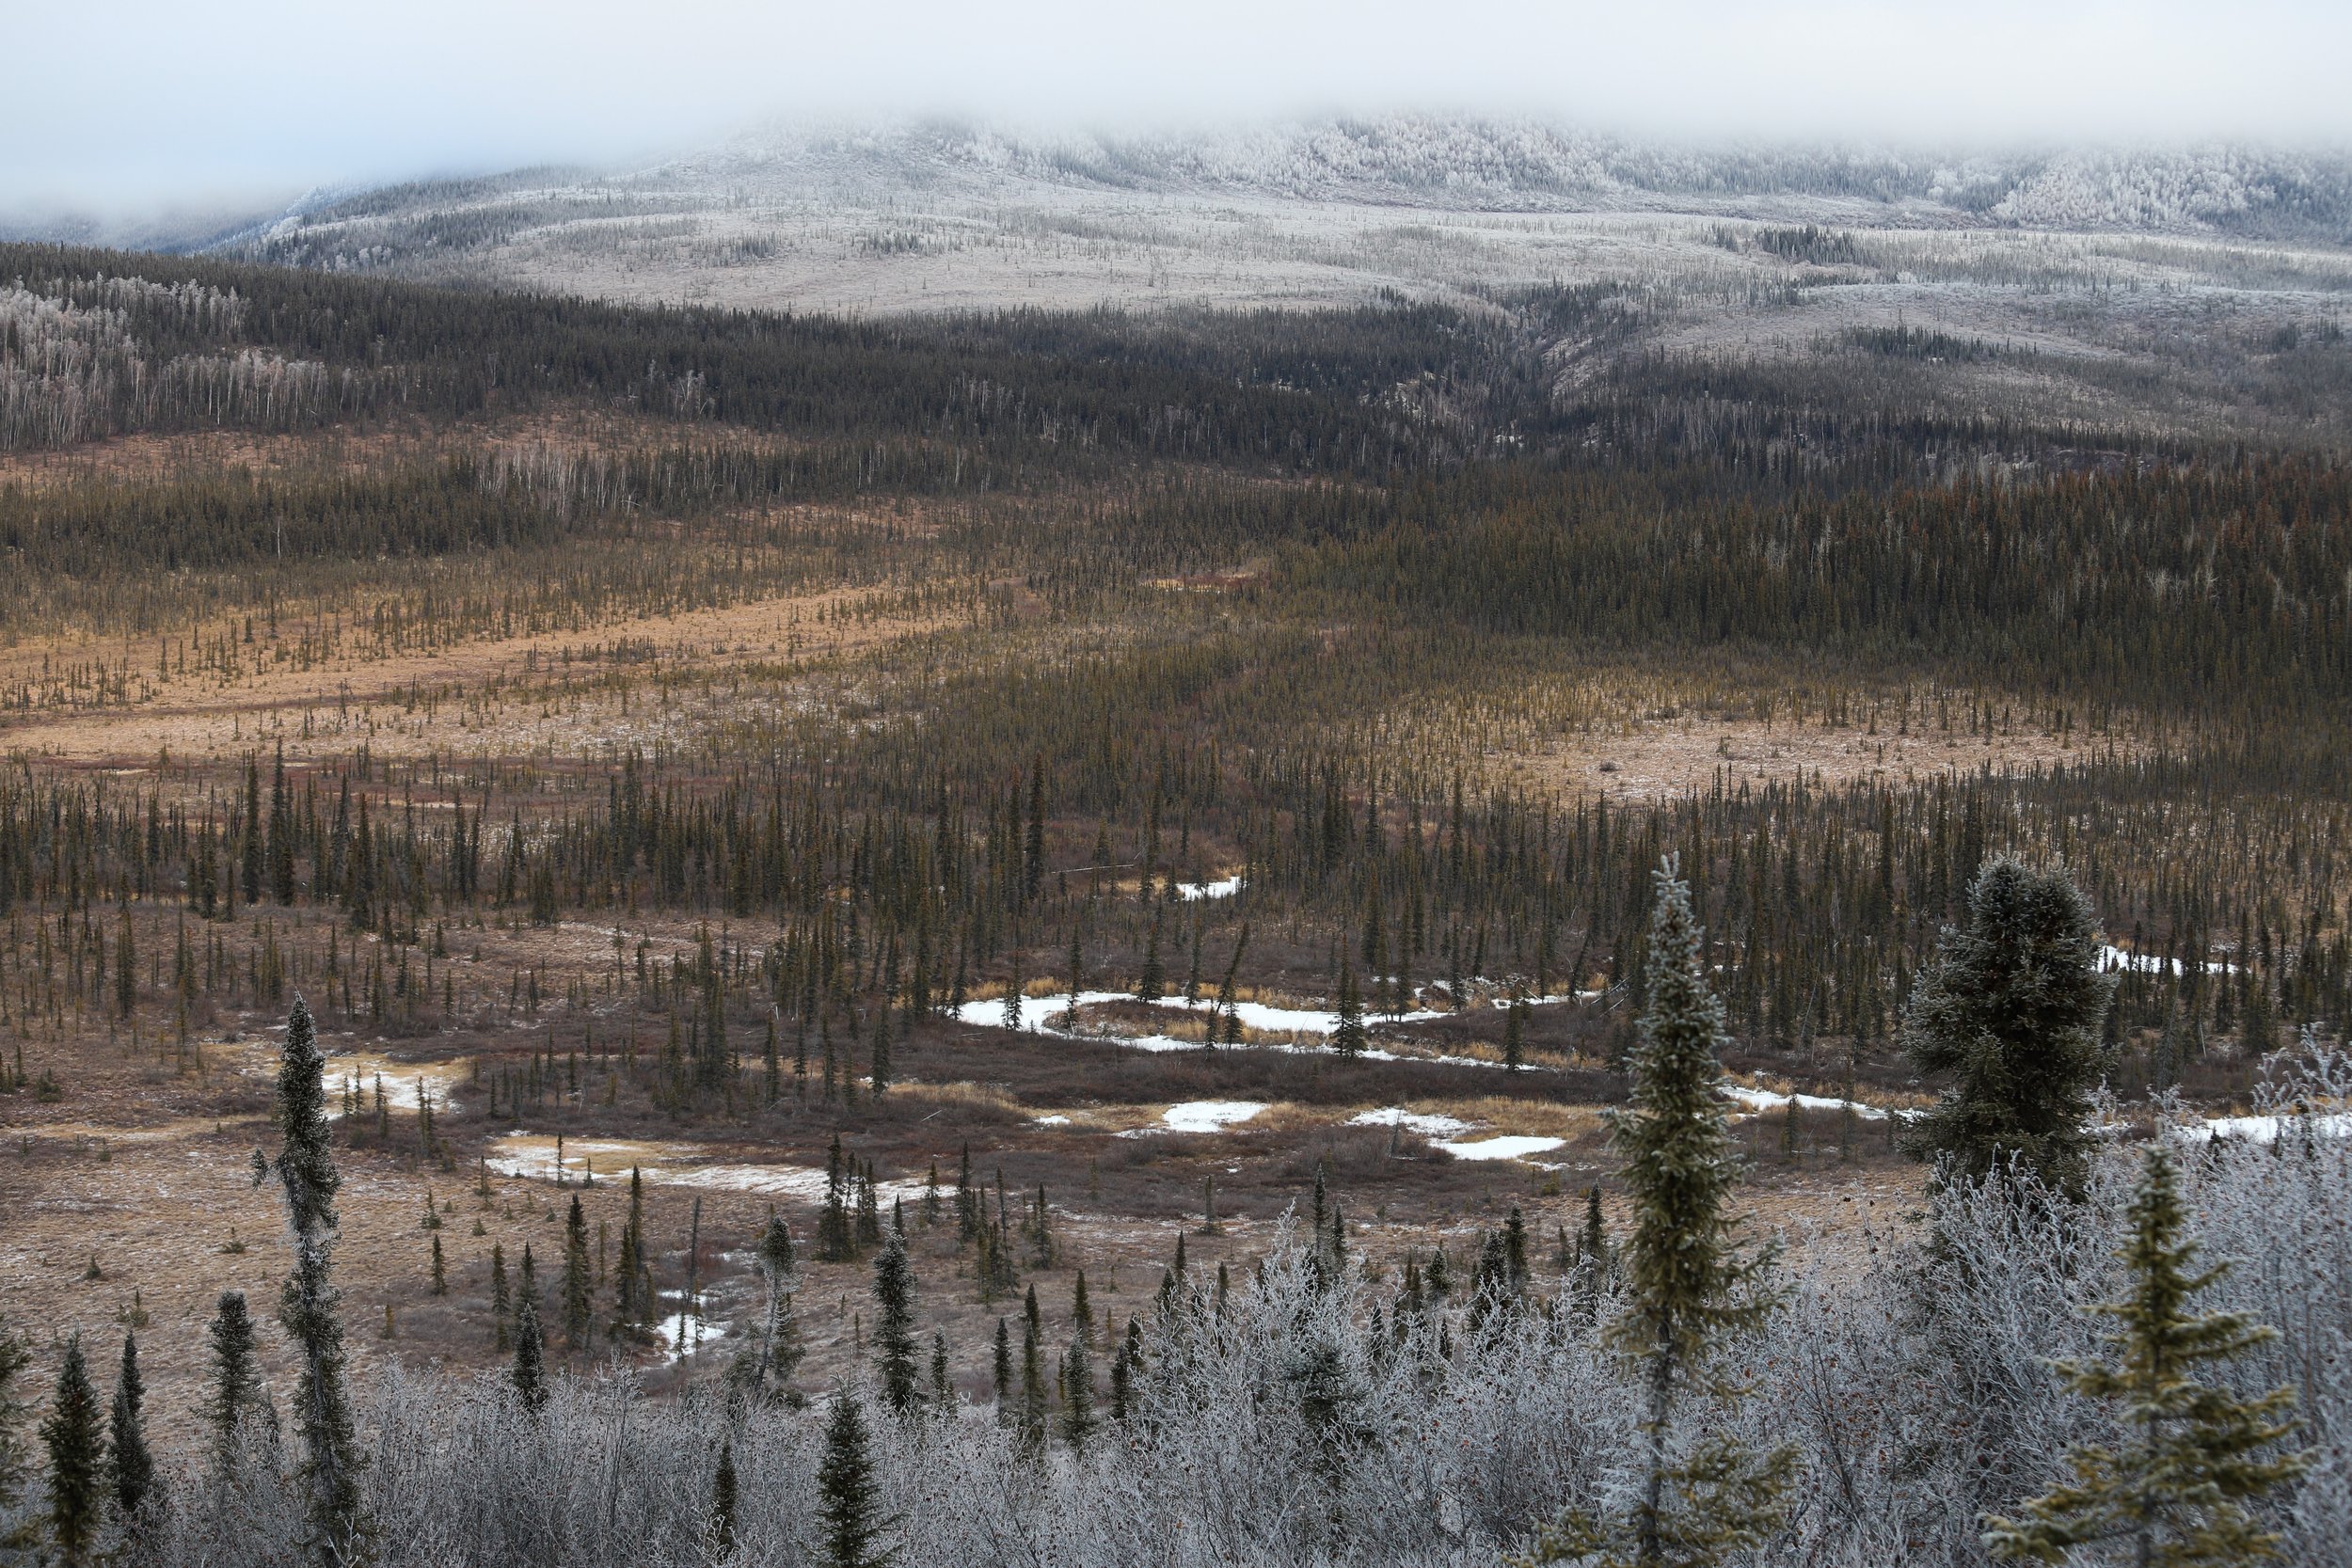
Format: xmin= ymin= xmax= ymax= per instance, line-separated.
xmin=0 ymin=238 xmax=2347 ymax=1567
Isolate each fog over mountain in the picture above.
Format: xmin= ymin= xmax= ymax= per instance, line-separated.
xmin=9 ymin=0 xmax=2351 ymax=221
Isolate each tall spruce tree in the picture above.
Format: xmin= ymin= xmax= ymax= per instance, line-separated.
xmin=269 ymin=995 xmax=367 ymax=1563
xmin=871 ymin=1232 xmax=921 ymax=1418
xmin=612 ymin=1166 xmax=649 ymax=1335
xmin=1060 ymin=1338 xmax=1096 ymax=1448
xmin=201 ymin=1291 xmax=266 ymax=1470
xmin=992 ymin=1319 xmax=1013 ymax=1421
xmin=1136 ymin=908 xmax=1165 ymax=1002
xmin=815 ymin=1392 xmax=894 ymax=1568
xmin=1574 ymin=1186 xmax=1609 ymax=1326
xmin=868 ymin=999 xmax=893 ymax=1093
xmin=490 ymin=1243 xmax=513 ymax=1352
xmin=41 ymin=1336 xmax=104 ymax=1568
xmin=1984 ymin=1146 xmax=2310 ymax=1564
xmin=1019 ymin=1288 xmax=1048 ymax=1456
xmin=751 ymin=1213 xmax=805 ymax=1401
xmin=709 ymin=1438 xmax=739 ymax=1560
xmin=1902 ymin=857 xmax=2111 ymax=1197
xmin=818 ymin=1135 xmax=857 ymax=1263
xmin=1332 ymin=960 xmax=1367 ymax=1060
xmin=114 ymin=910 xmax=135 ymax=1020
xmin=1522 ymin=860 xmax=1790 ymax=1568
xmin=562 ymin=1195 xmax=593 ymax=1349
xmin=511 ymin=1296 xmax=548 ymax=1415
xmin=107 ymin=1333 xmax=154 ymax=1523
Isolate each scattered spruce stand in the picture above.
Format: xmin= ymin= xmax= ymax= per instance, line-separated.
xmin=2 ymin=219 xmax=2351 ymax=1568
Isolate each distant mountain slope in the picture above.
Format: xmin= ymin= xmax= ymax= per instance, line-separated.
xmin=237 ymin=117 xmax=2352 ymax=252
xmin=153 ymin=117 xmax=2352 ymax=444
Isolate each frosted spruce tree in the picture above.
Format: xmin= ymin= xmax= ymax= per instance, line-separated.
xmin=1983 ymin=1145 xmax=2309 ymax=1564
xmin=708 ymin=1438 xmax=739 ymax=1560
xmin=872 ymin=1232 xmax=922 ymax=1418
xmin=1903 ymin=857 xmax=2110 ymax=1197
xmin=1520 ymin=859 xmax=1790 ymax=1568
xmin=201 ymin=1291 xmax=268 ymax=1474
xmin=816 ymin=1391 xmax=894 ymax=1568
xmin=1332 ymin=960 xmax=1367 ymax=1060
xmin=511 ymin=1297 xmax=548 ymax=1416
xmin=267 ymin=995 xmax=367 ymax=1564
xmin=743 ymin=1213 xmax=805 ymax=1402
xmin=562 ymin=1195 xmax=593 ymax=1349
xmin=107 ymin=1332 xmax=154 ymax=1523
xmin=40 ymin=1336 xmax=103 ymax=1568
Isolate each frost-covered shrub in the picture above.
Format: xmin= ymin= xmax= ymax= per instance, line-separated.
xmin=97 ymin=1111 xmax=2352 ymax=1568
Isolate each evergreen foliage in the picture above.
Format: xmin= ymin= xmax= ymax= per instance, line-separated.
xmin=708 ymin=1438 xmax=739 ymax=1560
xmin=748 ymin=1214 xmax=805 ymax=1401
xmin=40 ymin=1336 xmax=103 ymax=1567
xmin=107 ymin=1333 xmax=155 ymax=1522
xmin=270 ymin=995 xmax=367 ymax=1563
xmin=563 ymin=1195 xmax=594 ymax=1348
xmin=511 ymin=1296 xmax=548 ymax=1416
xmin=1521 ymin=859 xmax=1790 ymax=1567
xmin=1983 ymin=1146 xmax=2310 ymax=1565
xmin=1904 ymin=858 xmax=2112 ymax=1196
xmin=1333 ymin=960 xmax=1367 ymax=1060
xmin=815 ymin=1392 xmax=895 ymax=1568
xmin=871 ymin=1233 xmax=922 ymax=1418
xmin=201 ymin=1291 xmax=267 ymax=1469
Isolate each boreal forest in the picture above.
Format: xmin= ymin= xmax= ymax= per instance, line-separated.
xmin=0 ymin=222 xmax=2348 ymax=1567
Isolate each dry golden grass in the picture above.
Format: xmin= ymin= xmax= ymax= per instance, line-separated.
xmin=1504 ymin=712 xmax=2125 ymax=802
xmin=887 ymin=1079 xmax=1032 ymax=1121
xmin=0 ymin=404 xmax=803 ymax=490
xmin=0 ymin=579 xmax=954 ymax=767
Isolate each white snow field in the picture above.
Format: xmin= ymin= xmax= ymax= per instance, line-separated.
xmin=954 ymin=990 xmax=1913 ymax=1132
xmin=653 ymin=1308 xmax=727 ymax=1364
xmin=2192 ymin=1109 xmax=2352 ymax=1144
xmin=205 ymin=116 xmax=2352 ymax=449
xmin=1128 ymin=1101 xmax=1268 ymax=1135
xmin=2097 ymin=943 xmax=2235 ymax=977
xmin=483 ymin=1132 xmax=931 ymax=1202
xmin=1434 ymin=1134 xmax=1568 ymax=1161
xmin=1723 ymin=1085 xmax=1892 ymax=1119
xmin=1344 ymin=1106 xmax=1565 ymax=1159
xmin=1347 ymin=1107 xmax=1475 ymax=1137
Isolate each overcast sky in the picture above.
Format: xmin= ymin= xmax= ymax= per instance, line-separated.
xmin=8 ymin=0 xmax=2348 ymax=215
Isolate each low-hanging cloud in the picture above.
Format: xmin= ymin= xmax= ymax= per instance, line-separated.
xmin=8 ymin=0 xmax=2348 ymax=215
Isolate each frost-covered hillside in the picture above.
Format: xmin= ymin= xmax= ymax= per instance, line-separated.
xmin=651 ymin=118 xmax=2351 ymax=234
xmin=173 ymin=115 xmax=2352 ymax=442
xmin=199 ymin=116 xmax=2352 ymax=322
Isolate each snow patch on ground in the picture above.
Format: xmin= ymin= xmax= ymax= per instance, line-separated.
xmin=1723 ymin=1085 xmax=1891 ymax=1120
xmin=664 ymin=1164 xmax=829 ymax=1198
xmin=654 ymin=1310 xmax=726 ymax=1363
xmin=485 ymin=1133 xmax=928 ymax=1201
xmin=1348 ymin=1107 xmax=1474 ymax=1137
xmin=2098 ymin=943 xmax=2233 ymax=977
xmin=1120 ymin=1101 xmax=1267 ymax=1136
xmin=1435 ymin=1134 xmax=1566 ymax=1161
xmin=482 ymin=1135 xmax=674 ymax=1182
xmin=951 ymin=989 xmax=1537 ymax=1072
xmin=271 ymin=1052 xmax=469 ymax=1117
xmin=1034 ymin=1114 xmax=1073 ymax=1127
xmin=1177 ymin=876 xmax=1246 ymax=900
xmin=2192 ymin=1110 xmax=2352 ymax=1144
